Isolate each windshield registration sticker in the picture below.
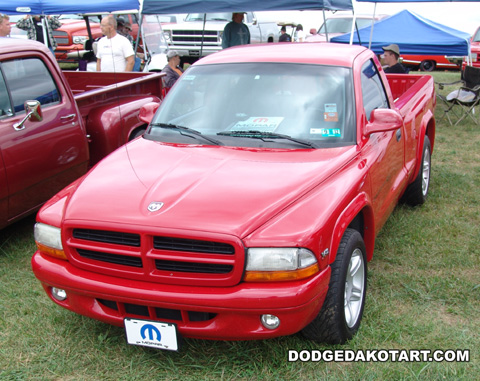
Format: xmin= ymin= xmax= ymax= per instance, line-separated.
xmin=324 ymin=103 xmax=338 ymax=122
xmin=231 ymin=117 xmax=284 ymax=132
xmin=310 ymin=128 xmax=342 ymax=137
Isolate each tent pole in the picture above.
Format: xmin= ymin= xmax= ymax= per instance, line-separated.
xmin=349 ymin=10 xmax=356 ymax=45
xmin=323 ymin=9 xmax=329 ymax=42
xmin=368 ymin=3 xmax=377 ymax=50
xmin=200 ymin=13 xmax=206 ymax=58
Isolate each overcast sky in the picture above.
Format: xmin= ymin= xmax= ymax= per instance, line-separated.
xmin=262 ymin=1 xmax=479 ymax=35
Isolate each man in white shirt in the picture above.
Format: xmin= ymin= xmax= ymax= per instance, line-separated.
xmin=96 ymin=15 xmax=134 ymax=72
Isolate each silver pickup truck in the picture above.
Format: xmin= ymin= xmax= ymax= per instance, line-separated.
xmin=163 ymin=12 xmax=279 ymax=64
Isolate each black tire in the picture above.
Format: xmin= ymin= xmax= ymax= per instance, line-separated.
xmin=420 ymin=60 xmax=435 ymax=72
xmin=401 ymin=136 xmax=431 ymax=206
xmin=302 ymin=229 xmax=367 ymax=344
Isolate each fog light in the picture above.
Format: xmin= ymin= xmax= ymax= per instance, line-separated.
xmin=261 ymin=314 xmax=280 ymax=330
xmin=51 ymin=287 xmax=67 ymax=301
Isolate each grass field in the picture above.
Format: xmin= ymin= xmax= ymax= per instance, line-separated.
xmin=0 ymin=71 xmax=479 ymax=380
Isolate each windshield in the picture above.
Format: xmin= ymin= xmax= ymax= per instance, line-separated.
xmin=473 ymin=28 xmax=480 ymax=42
xmin=142 ymin=15 xmax=169 ymax=54
xmin=147 ymin=63 xmax=355 ymax=148
xmin=186 ymin=13 xmax=231 ymax=22
xmin=319 ymin=18 xmax=374 ymax=34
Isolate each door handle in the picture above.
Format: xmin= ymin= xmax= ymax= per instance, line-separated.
xmin=60 ymin=114 xmax=76 ymax=121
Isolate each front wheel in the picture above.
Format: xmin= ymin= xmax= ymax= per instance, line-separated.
xmin=302 ymin=229 xmax=367 ymax=344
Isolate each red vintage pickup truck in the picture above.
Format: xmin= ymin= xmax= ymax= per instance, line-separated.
xmin=0 ymin=39 xmax=163 ymax=229
xmin=32 ymin=42 xmax=436 ymax=349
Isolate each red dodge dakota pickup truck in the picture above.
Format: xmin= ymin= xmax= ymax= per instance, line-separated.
xmin=0 ymin=39 xmax=163 ymax=229
xmin=32 ymin=42 xmax=436 ymax=349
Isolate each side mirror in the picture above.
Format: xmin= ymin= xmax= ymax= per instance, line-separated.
xmin=364 ymin=109 xmax=403 ymax=137
xmin=13 ymin=100 xmax=43 ymax=131
xmin=139 ymin=101 xmax=160 ymax=124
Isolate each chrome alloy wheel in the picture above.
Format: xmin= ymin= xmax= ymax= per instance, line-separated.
xmin=344 ymin=248 xmax=366 ymax=328
xmin=422 ymin=147 xmax=431 ymax=196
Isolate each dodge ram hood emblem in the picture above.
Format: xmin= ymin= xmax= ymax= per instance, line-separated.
xmin=147 ymin=202 xmax=164 ymax=212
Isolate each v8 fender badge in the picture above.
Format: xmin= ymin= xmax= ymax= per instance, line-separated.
xmin=147 ymin=202 xmax=164 ymax=212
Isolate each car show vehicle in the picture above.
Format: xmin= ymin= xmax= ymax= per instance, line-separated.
xmin=162 ymin=12 xmax=279 ymax=64
xmin=463 ymin=25 xmax=480 ymax=70
xmin=32 ymin=42 xmax=436 ymax=349
xmin=0 ymin=39 xmax=164 ymax=229
xmin=401 ymin=54 xmax=460 ymax=71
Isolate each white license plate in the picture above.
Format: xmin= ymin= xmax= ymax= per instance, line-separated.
xmin=124 ymin=318 xmax=179 ymax=351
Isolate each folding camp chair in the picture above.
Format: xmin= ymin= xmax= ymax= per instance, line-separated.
xmin=436 ymin=65 xmax=480 ymax=126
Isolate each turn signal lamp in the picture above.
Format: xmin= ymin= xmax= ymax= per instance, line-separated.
xmin=244 ymin=248 xmax=319 ymax=282
xmin=34 ymin=223 xmax=67 ymax=260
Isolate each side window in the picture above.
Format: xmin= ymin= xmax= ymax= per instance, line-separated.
xmin=0 ymin=68 xmax=13 ymax=118
xmin=2 ymin=58 xmax=60 ymax=114
xmin=361 ymin=60 xmax=389 ymax=121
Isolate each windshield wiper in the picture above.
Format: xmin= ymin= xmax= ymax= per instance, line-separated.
xmin=151 ymin=123 xmax=223 ymax=146
xmin=217 ymin=130 xmax=317 ymax=148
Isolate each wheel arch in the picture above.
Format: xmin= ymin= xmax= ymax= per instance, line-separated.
xmin=329 ymin=193 xmax=375 ymax=265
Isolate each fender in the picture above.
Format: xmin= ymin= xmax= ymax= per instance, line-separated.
xmin=410 ymin=109 xmax=435 ymax=182
xmin=329 ymin=191 xmax=376 ymax=264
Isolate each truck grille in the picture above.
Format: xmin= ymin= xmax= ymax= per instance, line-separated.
xmin=171 ymin=30 xmax=219 ymax=44
xmin=67 ymin=227 xmax=245 ymax=287
xmin=53 ymin=31 xmax=69 ymax=45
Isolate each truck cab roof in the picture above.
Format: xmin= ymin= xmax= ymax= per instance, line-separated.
xmin=195 ymin=42 xmax=369 ymax=68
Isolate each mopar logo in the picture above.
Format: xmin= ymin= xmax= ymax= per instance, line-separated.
xmin=148 ymin=202 xmax=164 ymax=212
xmin=140 ymin=324 xmax=162 ymax=342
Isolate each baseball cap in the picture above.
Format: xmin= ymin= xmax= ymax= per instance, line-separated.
xmin=382 ymin=44 xmax=400 ymax=55
xmin=167 ymin=50 xmax=179 ymax=59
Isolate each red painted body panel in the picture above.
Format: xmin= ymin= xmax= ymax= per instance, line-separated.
xmin=402 ymin=54 xmax=460 ymax=71
xmin=0 ymin=39 xmax=163 ymax=229
xmin=31 ymin=42 xmax=436 ymax=341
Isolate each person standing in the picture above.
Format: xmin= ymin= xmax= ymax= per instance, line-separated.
xmin=295 ymin=24 xmax=306 ymax=42
xmin=161 ymin=50 xmax=184 ymax=88
xmin=222 ymin=12 xmax=250 ymax=49
xmin=382 ymin=44 xmax=407 ymax=74
xmin=16 ymin=15 xmax=61 ymax=53
xmin=278 ymin=26 xmax=291 ymax=42
xmin=96 ymin=15 xmax=135 ymax=72
xmin=0 ymin=14 xmax=11 ymax=37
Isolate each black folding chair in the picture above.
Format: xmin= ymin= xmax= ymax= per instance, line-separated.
xmin=436 ymin=65 xmax=480 ymax=126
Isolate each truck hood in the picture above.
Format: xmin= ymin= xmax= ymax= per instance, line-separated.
xmin=64 ymin=140 xmax=356 ymax=237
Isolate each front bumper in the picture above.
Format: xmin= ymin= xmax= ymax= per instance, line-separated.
xmin=32 ymin=252 xmax=330 ymax=340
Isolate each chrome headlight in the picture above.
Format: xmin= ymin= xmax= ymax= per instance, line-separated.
xmin=34 ymin=223 xmax=67 ymax=260
xmin=73 ymin=36 xmax=88 ymax=45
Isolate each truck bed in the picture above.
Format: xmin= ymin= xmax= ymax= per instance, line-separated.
xmin=62 ymin=70 xmax=164 ymax=119
xmin=386 ymin=73 xmax=435 ymax=112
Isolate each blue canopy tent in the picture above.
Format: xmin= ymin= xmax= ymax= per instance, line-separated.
xmin=0 ymin=0 xmax=139 ymax=15
xmin=141 ymin=0 xmax=353 ymax=13
xmin=331 ymin=9 xmax=470 ymax=56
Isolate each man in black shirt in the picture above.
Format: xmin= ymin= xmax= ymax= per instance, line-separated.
xmin=382 ymin=44 xmax=407 ymax=74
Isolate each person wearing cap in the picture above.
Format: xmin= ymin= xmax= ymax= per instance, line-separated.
xmin=0 ymin=13 xmax=11 ymax=37
xmin=16 ymin=14 xmax=61 ymax=54
xmin=279 ymin=26 xmax=291 ymax=42
xmin=96 ymin=15 xmax=135 ymax=72
xmin=116 ymin=18 xmax=134 ymax=45
xmin=382 ymin=44 xmax=406 ymax=74
xmin=222 ymin=12 xmax=250 ymax=49
xmin=161 ymin=50 xmax=184 ymax=88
